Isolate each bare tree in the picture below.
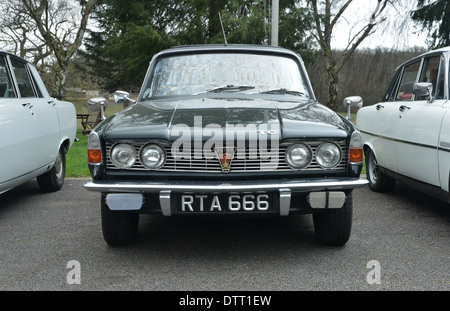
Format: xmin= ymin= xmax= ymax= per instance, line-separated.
xmin=0 ymin=0 xmax=96 ymax=98
xmin=307 ymin=0 xmax=395 ymax=111
xmin=0 ymin=1 xmax=52 ymax=63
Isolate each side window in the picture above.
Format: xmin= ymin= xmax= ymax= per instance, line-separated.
xmin=419 ymin=55 xmax=445 ymax=100
xmin=383 ymin=68 xmax=401 ymax=102
xmin=0 ymin=56 xmax=17 ymax=98
xmin=436 ymin=57 xmax=445 ymax=99
xmin=28 ymin=64 xmax=46 ymax=98
xmin=10 ymin=58 xmax=36 ymax=98
xmin=395 ymin=61 xmax=421 ymax=101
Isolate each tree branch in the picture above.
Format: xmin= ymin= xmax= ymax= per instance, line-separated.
xmin=336 ymin=0 xmax=390 ymax=73
xmin=330 ymin=0 xmax=353 ymax=30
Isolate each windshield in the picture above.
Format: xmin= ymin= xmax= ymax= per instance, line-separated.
xmin=142 ymin=53 xmax=310 ymax=98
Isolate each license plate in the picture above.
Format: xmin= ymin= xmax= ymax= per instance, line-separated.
xmin=177 ymin=193 xmax=273 ymax=214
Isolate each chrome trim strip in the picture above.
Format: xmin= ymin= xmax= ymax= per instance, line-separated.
xmin=83 ymin=178 xmax=368 ymax=193
xmin=159 ymin=190 xmax=172 ymax=216
xmin=360 ymin=130 xmax=437 ymax=150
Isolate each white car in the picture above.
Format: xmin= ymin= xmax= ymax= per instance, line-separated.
xmin=356 ymin=47 xmax=450 ymax=204
xmin=0 ymin=51 xmax=77 ymax=194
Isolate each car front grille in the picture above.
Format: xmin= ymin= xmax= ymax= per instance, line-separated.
xmin=105 ymin=140 xmax=348 ymax=173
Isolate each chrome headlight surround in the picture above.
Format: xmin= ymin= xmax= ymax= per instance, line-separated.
xmin=315 ymin=142 xmax=342 ymax=169
xmin=286 ymin=143 xmax=313 ymax=169
xmin=110 ymin=143 xmax=137 ymax=169
xmin=140 ymin=144 xmax=166 ymax=169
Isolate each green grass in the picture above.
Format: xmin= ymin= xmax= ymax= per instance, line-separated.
xmin=66 ymin=130 xmax=90 ymax=177
xmin=65 ymin=99 xmax=125 ymax=177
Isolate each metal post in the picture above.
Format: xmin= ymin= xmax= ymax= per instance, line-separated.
xmin=271 ymin=0 xmax=279 ymax=46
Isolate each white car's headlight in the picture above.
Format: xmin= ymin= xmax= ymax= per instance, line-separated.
xmin=286 ymin=144 xmax=312 ymax=169
xmin=140 ymin=144 xmax=165 ymax=169
xmin=316 ymin=142 xmax=342 ymax=169
xmin=110 ymin=143 xmax=136 ymax=168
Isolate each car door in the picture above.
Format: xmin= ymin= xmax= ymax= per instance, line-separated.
xmin=394 ymin=55 xmax=446 ymax=187
xmin=359 ymin=101 xmax=400 ymax=172
xmin=9 ymin=57 xmax=60 ymax=168
xmin=357 ymin=66 xmax=403 ymax=173
xmin=0 ymin=55 xmax=38 ymax=186
xmin=439 ymin=101 xmax=450 ymax=194
xmin=28 ymin=63 xmax=60 ymax=167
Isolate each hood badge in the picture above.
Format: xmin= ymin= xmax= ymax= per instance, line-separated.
xmin=215 ymin=147 xmax=235 ymax=173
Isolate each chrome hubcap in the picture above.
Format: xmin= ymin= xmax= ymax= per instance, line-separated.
xmin=54 ymin=152 xmax=63 ymax=180
xmin=368 ymin=153 xmax=378 ymax=184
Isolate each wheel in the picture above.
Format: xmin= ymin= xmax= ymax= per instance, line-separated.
xmin=366 ymin=148 xmax=396 ymax=192
xmin=37 ymin=146 xmax=66 ymax=192
xmin=101 ymin=194 xmax=139 ymax=246
xmin=313 ymin=191 xmax=353 ymax=246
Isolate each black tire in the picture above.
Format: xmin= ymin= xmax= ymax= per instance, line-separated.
xmin=313 ymin=191 xmax=353 ymax=246
xmin=101 ymin=194 xmax=139 ymax=246
xmin=366 ymin=148 xmax=396 ymax=193
xmin=37 ymin=146 xmax=66 ymax=192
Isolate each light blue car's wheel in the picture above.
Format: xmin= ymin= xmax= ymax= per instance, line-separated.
xmin=366 ymin=149 xmax=396 ymax=193
xmin=37 ymin=146 xmax=66 ymax=192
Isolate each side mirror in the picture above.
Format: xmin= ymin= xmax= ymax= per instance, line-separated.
xmin=413 ymin=82 xmax=434 ymax=103
xmin=88 ymin=97 xmax=108 ymax=121
xmin=114 ymin=90 xmax=136 ymax=104
xmin=343 ymin=96 xmax=363 ymax=120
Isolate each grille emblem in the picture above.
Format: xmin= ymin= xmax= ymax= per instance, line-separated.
xmin=215 ymin=147 xmax=235 ymax=173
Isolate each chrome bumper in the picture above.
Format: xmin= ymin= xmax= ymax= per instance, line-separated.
xmin=83 ymin=178 xmax=368 ymax=216
xmin=83 ymin=177 xmax=368 ymax=193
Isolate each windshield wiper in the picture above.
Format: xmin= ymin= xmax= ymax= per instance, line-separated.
xmin=197 ymin=85 xmax=256 ymax=94
xmin=259 ymin=88 xmax=305 ymax=96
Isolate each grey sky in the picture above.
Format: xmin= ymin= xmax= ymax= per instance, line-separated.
xmin=330 ymin=0 xmax=428 ymax=50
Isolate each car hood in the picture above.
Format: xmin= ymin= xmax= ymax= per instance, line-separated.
xmin=101 ymin=96 xmax=351 ymax=141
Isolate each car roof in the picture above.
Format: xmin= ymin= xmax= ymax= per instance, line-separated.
xmin=152 ymin=44 xmax=303 ymax=61
xmin=166 ymin=44 xmax=294 ymax=52
xmin=0 ymin=50 xmax=32 ymax=63
xmin=422 ymin=46 xmax=450 ymax=55
xmin=416 ymin=46 xmax=450 ymax=60
xmin=397 ymin=46 xmax=450 ymax=69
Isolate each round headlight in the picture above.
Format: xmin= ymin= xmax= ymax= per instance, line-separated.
xmin=110 ymin=143 xmax=136 ymax=168
xmin=140 ymin=144 xmax=165 ymax=169
xmin=316 ymin=142 xmax=341 ymax=169
xmin=286 ymin=144 xmax=312 ymax=169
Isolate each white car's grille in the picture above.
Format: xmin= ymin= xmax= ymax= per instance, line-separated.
xmin=105 ymin=141 xmax=348 ymax=173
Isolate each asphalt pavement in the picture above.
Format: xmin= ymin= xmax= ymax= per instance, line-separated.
xmin=0 ymin=178 xmax=448 ymax=292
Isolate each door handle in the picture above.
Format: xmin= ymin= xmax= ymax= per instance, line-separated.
xmin=376 ymin=104 xmax=385 ymax=110
xmin=22 ymin=102 xmax=34 ymax=115
xmin=399 ymin=105 xmax=411 ymax=112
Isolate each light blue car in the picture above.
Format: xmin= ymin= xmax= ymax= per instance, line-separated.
xmin=0 ymin=51 xmax=77 ymax=194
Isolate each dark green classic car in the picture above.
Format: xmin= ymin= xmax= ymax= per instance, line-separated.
xmin=83 ymin=45 xmax=368 ymax=246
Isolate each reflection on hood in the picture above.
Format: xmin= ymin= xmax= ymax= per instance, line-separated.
xmin=103 ymin=96 xmax=350 ymax=140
